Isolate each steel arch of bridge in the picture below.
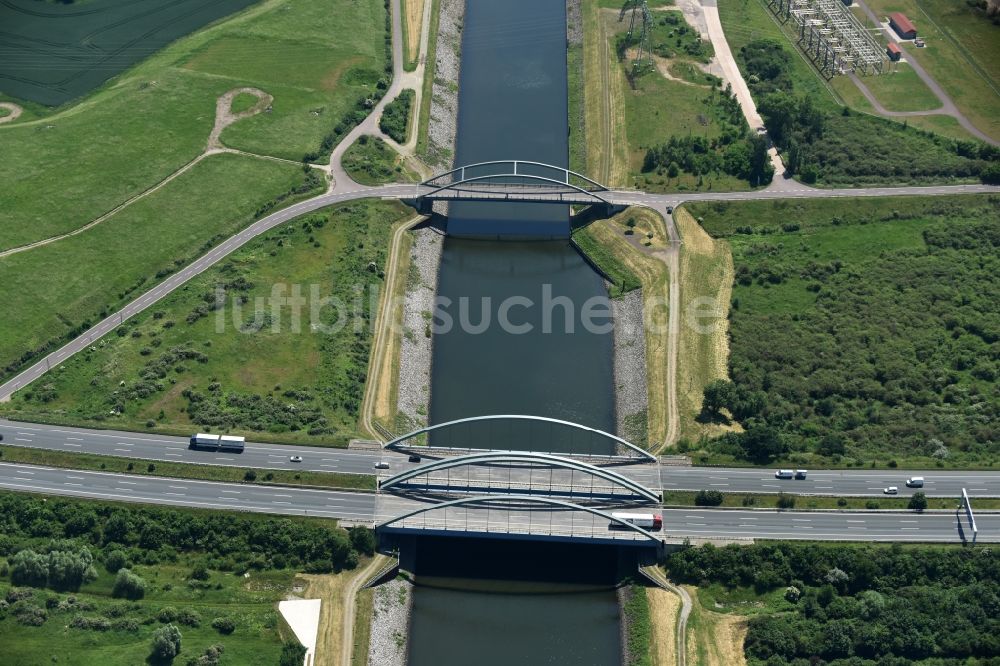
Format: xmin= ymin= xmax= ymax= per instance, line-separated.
xmin=420 ymin=160 xmax=612 ymax=204
xmin=383 ymin=414 xmax=657 ymax=462
xmin=379 ymin=451 xmax=661 ymax=502
xmin=377 ymin=494 xmax=663 ymax=544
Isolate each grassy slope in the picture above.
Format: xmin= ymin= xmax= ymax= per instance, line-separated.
xmin=864 ymin=0 xmax=1000 ymax=142
xmin=1 ymin=199 xmax=414 ymax=446
xmin=573 ymin=208 xmax=672 ymax=448
xmin=0 ymin=565 xmax=290 ymax=665
xmin=0 ymin=153 xmax=319 ymax=378
xmin=673 ymin=207 xmax=738 ymax=444
xmin=415 ymin=0 xmax=441 ymax=158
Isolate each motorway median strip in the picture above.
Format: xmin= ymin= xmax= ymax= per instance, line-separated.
xmin=0 ymin=444 xmax=377 ymax=492
xmin=662 ymin=490 xmax=1000 ymax=511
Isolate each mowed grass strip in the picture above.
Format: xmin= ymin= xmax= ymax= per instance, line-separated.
xmin=2 ymin=200 xmax=414 ymax=447
xmin=0 ymin=153 xmax=322 ymax=380
xmin=0 ymin=444 xmax=376 ymax=491
xmin=661 ymin=490 xmax=999 ymax=511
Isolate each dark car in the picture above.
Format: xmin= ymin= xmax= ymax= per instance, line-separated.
xmin=408 ymin=454 xmax=422 ymax=463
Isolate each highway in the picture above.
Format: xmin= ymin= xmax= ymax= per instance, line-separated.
xmin=0 ymin=462 xmax=376 ymax=521
xmin=0 ymin=462 xmax=991 ymax=542
xmin=4 ymin=420 xmax=1000 ymax=497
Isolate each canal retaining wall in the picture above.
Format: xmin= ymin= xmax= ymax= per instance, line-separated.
xmin=367 ymin=577 xmax=412 ymax=666
xmin=612 ymin=289 xmax=649 ymax=444
xmin=424 ymin=0 xmax=464 ymax=169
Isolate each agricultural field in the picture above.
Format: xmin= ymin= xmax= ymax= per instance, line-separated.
xmin=0 ymin=492 xmax=373 ymax=665
xmin=682 ymin=195 xmax=1000 ymax=468
xmin=0 ymin=200 xmax=413 ymax=446
xmin=0 ymin=0 xmax=258 ymax=106
xmin=666 ymin=542 xmax=1000 ymax=666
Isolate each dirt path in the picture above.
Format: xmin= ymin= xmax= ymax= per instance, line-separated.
xmin=0 ymin=102 xmax=23 ymax=124
xmin=360 ymin=214 xmax=426 ymax=440
xmin=339 ymin=555 xmax=389 ymax=666
xmin=208 ymin=87 xmax=272 ymax=149
xmin=0 ymin=89 xmax=279 ymax=259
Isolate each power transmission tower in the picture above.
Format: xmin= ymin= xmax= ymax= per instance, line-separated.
xmin=619 ymin=0 xmax=653 ymax=74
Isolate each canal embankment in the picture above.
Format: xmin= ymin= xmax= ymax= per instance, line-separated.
xmin=366 ymin=577 xmax=412 ymax=666
xmin=423 ymin=0 xmax=464 ymax=169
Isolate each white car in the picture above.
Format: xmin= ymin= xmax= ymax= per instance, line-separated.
xmin=289 ymin=455 xmax=303 ymax=463
xmin=883 ymin=486 xmax=898 ymax=495
xmin=374 ymin=461 xmax=390 ymax=470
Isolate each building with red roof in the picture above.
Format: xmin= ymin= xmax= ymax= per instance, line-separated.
xmin=889 ymin=12 xmax=917 ymax=40
xmin=886 ymin=42 xmax=902 ymax=61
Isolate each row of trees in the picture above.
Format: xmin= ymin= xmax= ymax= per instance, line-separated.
xmin=0 ymin=493 xmax=375 ymax=574
xmin=667 ymin=543 xmax=1000 ymax=664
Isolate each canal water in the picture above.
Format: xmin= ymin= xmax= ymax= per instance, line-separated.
xmin=409 ymin=0 xmax=623 ymax=664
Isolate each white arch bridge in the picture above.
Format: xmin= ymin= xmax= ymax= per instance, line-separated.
xmin=404 ymin=160 xmax=625 ymax=214
xmin=374 ymin=447 xmax=665 ymax=548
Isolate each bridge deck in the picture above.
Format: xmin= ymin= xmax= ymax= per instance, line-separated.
xmin=375 ymin=493 xmax=662 ymax=546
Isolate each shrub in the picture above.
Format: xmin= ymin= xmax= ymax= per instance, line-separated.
xmin=112 ymin=569 xmax=146 ymax=600
xmin=694 ymin=489 xmax=725 ymax=506
xmin=211 ymin=616 xmax=236 ymax=634
xmin=776 ymin=493 xmax=796 ymax=509
xmin=158 ymin=606 xmax=178 ymax=623
xmin=177 ymin=609 xmax=201 ymax=628
xmin=151 ymin=624 xmax=182 ymax=660
xmin=105 ymin=549 xmax=128 ymax=574
xmin=908 ymin=492 xmax=928 ymax=512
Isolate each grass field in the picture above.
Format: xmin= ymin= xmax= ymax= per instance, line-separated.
xmin=864 ymin=0 xmax=1000 ymax=142
xmin=684 ymin=195 xmax=1000 ymax=468
xmin=1 ymin=199 xmax=413 ymax=446
xmin=0 ymin=154 xmax=322 ymax=382
xmin=0 ymin=566 xmax=291 ymax=665
xmin=0 ymin=444 xmax=376 ymax=491
xmin=402 ymin=0 xmax=426 ymax=71
xmin=343 ymin=136 xmax=420 ymax=185
xmin=852 ymin=64 xmax=942 ymax=112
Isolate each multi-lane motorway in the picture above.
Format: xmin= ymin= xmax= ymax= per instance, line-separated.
xmin=0 ymin=462 xmax=990 ymax=542
xmin=4 ymin=420 xmax=998 ymax=498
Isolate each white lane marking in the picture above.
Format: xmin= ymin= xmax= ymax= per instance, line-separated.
xmin=117 ymin=442 xmax=133 ymax=446
xmin=169 ymin=486 xmax=186 ymax=490
xmin=165 ymin=492 xmax=185 ymax=497
xmin=273 ymin=501 xmax=291 ymax=505
xmin=15 ymin=437 xmax=31 ymax=442
xmin=65 ymin=482 xmax=82 ymax=486
xmin=710 ymin=483 xmax=729 ymax=487
xmin=119 ymin=481 xmax=136 ymax=485
xmin=221 ymin=490 xmax=240 ymax=494
xmin=63 ymin=442 xmax=80 ymax=447
xmin=166 ymin=453 xmax=182 ymax=457
xmin=114 ymin=448 xmax=131 ymax=453
xmin=66 ymin=437 xmax=84 ymax=441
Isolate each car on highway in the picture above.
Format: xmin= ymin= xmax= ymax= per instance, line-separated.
xmin=884 ymin=486 xmax=899 ymax=495
xmin=289 ymin=456 xmax=302 ymax=463
xmin=0 ymin=433 xmax=4 ymax=441
xmin=408 ymin=454 xmax=422 ymax=463
xmin=906 ymin=477 xmax=924 ymax=488
xmin=795 ymin=470 xmax=807 ymax=479
xmin=775 ymin=469 xmax=794 ymax=479
xmin=374 ymin=461 xmax=390 ymax=470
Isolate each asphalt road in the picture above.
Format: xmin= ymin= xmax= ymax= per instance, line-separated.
xmin=0 ymin=462 xmax=376 ymax=521
xmin=3 ymin=420 xmax=999 ymax=498
xmin=0 ymin=462 xmax=991 ymax=542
